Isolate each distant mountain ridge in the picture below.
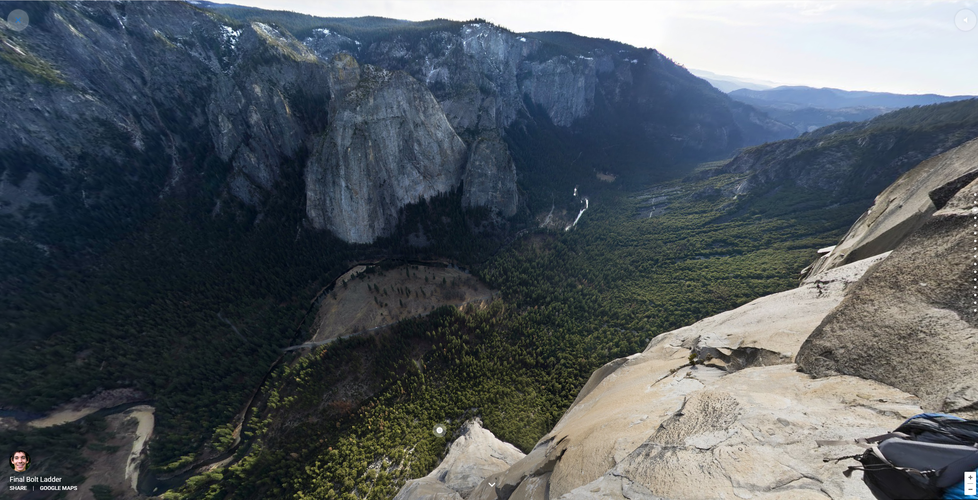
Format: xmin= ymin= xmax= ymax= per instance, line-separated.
xmin=686 ymin=68 xmax=975 ymax=135
xmin=410 ymin=135 xmax=978 ymax=499
xmin=730 ymin=85 xmax=974 ymax=111
xmin=687 ymin=68 xmax=777 ymax=93
xmin=723 ymin=85 xmax=975 ymax=134
xmin=712 ymin=99 xmax=978 ymax=209
xmin=394 ymin=99 xmax=978 ymax=500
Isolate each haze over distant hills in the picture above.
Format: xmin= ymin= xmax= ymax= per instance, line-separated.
xmin=729 ymin=86 xmax=975 ymax=111
xmin=732 ymin=86 xmax=974 ymax=135
xmin=688 ymin=69 xmax=975 ymax=135
xmin=687 ymin=68 xmax=777 ymax=93
xmin=0 ymin=2 xmax=798 ymax=495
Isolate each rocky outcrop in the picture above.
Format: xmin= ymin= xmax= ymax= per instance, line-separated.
xmin=302 ymin=27 xmax=360 ymax=63
xmin=0 ymin=2 xmax=332 ymax=204
xmin=394 ymin=418 xmax=525 ymax=500
xmin=356 ymin=22 xmax=599 ymax=134
xmin=0 ymin=3 xmax=517 ymax=248
xmin=403 ymin=253 xmax=923 ymax=500
xmin=305 ymin=55 xmax=467 ymax=243
xmin=419 ymin=133 xmax=978 ymax=500
xmin=555 ymin=366 xmax=917 ymax=500
xmin=803 ymin=135 xmax=978 ymax=278
xmin=462 ymin=136 xmax=519 ymax=217
xmin=456 ymin=23 xmax=535 ymax=130
xmin=797 ymin=138 xmax=978 ymax=418
xmin=0 ymin=0 xmax=346 ymax=256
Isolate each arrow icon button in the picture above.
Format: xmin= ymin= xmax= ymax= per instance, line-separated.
xmin=956 ymin=9 xmax=976 ymax=31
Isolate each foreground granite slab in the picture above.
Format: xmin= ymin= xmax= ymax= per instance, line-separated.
xmin=461 ymin=254 xmax=923 ymax=500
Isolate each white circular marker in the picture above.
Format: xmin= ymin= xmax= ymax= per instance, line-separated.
xmin=957 ymin=9 xmax=976 ymax=31
xmin=433 ymin=424 xmax=446 ymax=437
xmin=6 ymin=9 xmax=28 ymax=31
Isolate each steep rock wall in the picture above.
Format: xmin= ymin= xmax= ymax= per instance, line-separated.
xmin=394 ymin=418 xmax=525 ymax=500
xmin=520 ymin=56 xmax=596 ymax=127
xmin=0 ymin=2 xmax=330 ymax=215
xmin=461 ymin=136 xmax=519 ymax=217
xmin=0 ymin=2 xmax=794 ymax=249
xmin=797 ymin=138 xmax=978 ymax=416
xmin=802 ymin=136 xmax=978 ymax=278
xmin=353 ymin=22 xmax=794 ymax=162
xmin=717 ymin=103 xmax=978 ymax=203
xmin=207 ymin=22 xmax=327 ymax=205
xmin=305 ymin=55 xmax=467 ymax=243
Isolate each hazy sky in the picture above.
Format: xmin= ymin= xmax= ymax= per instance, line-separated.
xmin=221 ymin=1 xmax=978 ymax=96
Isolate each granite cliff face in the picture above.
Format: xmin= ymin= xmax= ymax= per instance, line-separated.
xmin=352 ymin=23 xmax=594 ymax=134
xmin=305 ymin=55 xmax=467 ymax=243
xmin=354 ymin=22 xmax=794 ymax=156
xmin=797 ymin=136 xmax=978 ymax=418
xmin=207 ymin=21 xmax=325 ymax=206
xmin=461 ymin=136 xmax=519 ymax=217
xmin=1 ymin=2 xmax=794 ymax=249
xmin=394 ymin=418 xmax=526 ymax=500
xmin=0 ymin=1 xmax=330 ymax=241
xmin=801 ymin=136 xmax=978 ymax=277
xmin=0 ymin=2 xmax=334 ymax=204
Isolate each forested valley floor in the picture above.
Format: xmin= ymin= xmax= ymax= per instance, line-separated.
xmin=0 ymin=157 xmax=865 ymax=500
xmin=159 ymin=172 xmax=862 ymax=500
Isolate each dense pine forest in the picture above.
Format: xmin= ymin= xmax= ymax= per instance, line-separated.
xmin=2 ymin=101 xmax=966 ymax=496
xmin=154 ymin=167 xmax=863 ymax=499
xmin=3 ymin=4 xmax=976 ymax=497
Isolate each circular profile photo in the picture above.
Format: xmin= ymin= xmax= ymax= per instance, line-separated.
xmin=9 ymin=450 xmax=30 ymax=472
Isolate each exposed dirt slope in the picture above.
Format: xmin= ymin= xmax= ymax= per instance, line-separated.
xmin=310 ymin=264 xmax=494 ymax=344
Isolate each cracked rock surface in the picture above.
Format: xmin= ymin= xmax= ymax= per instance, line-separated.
xmin=803 ymin=136 xmax=978 ymax=278
xmin=798 ymin=138 xmax=978 ymax=418
xmin=400 ymin=253 xmax=923 ymax=499
xmin=394 ymin=89 xmax=978 ymax=500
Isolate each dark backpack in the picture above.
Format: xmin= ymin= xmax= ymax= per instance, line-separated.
xmin=820 ymin=413 xmax=978 ymax=500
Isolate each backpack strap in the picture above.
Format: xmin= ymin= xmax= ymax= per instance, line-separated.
xmin=840 ymin=443 xmax=941 ymax=485
xmin=816 ymin=432 xmax=910 ymax=448
xmin=824 ymin=453 xmax=863 ymax=464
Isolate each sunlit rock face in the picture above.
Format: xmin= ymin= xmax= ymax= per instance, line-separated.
xmin=406 ymin=139 xmax=978 ymax=500
xmin=0 ymin=3 xmax=795 ymax=246
xmin=354 ymin=21 xmax=794 ymax=162
xmin=305 ymin=55 xmax=467 ymax=243
xmin=394 ymin=418 xmax=525 ymax=500
xmin=408 ymin=253 xmax=922 ymax=500
xmin=801 ymin=136 xmax=978 ymax=278
xmin=797 ymin=137 xmax=978 ymax=419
